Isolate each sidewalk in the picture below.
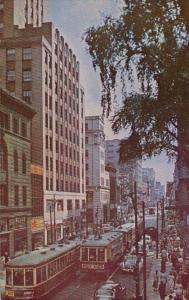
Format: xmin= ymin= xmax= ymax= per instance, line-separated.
xmin=147 ymin=257 xmax=172 ymax=300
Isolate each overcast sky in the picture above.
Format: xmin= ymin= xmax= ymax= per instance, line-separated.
xmin=48 ymin=0 xmax=174 ymax=186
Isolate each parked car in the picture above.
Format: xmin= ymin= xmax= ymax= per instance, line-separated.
xmin=92 ymin=281 xmax=126 ymax=299
xmin=120 ymin=254 xmax=143 ymax=273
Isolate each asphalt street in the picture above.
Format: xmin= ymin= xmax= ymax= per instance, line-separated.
xmin=48 ymin=255 xmax=154 ymax=300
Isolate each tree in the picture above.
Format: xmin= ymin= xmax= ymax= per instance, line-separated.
xmin=84 ymin=0 xmax=189 ymax=165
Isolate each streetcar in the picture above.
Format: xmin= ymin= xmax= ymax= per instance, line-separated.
xmin=114 ymin=220 xmax=143 ymax=254
xmin=3 ymin=240 xmax=80 ymax=299
xmin=80 ymin=232 xmax=123 ymax=276
xmin=113 ymin=223 xmax=135 ymax=253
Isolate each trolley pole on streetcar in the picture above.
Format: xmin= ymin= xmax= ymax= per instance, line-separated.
xmin=133 ymin=181 xmax=140 ymax=299
xmin=156 ymin=201 xmax=159 ymax=259
xmin=142 ymin=201 xmax=147 ymax=300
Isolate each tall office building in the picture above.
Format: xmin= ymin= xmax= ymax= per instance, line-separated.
xmin=106 ymin=139 xmax=143 ymax=194
xmin=0 ymin=0 xmax=86 ymax=245
xmin=85 ymin=116 xmax=110 ymax=227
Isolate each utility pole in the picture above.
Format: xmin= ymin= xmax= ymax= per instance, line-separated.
xmin=53 ymin=194 xmax=56 ymax=243
xmin=156 ymin=201 xmax=159 ymax=259
xmin=161 ymin=197 xmax=165 ymax=234
xmin=142 ymin=201 xmax=147 ymax=300
xmin=134 ymin=181 xmax=140 ymax=298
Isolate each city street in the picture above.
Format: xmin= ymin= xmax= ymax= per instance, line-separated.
xmin=49 ymin=256 xmax=154 ymax=300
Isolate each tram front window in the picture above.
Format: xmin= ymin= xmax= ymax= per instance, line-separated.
xmin=25 ymin=269 xmax=33 ymax=286
xmin=6 ymin=269 xmax=12 ymax=285
xmin=89 ymin=248 xmax=96 ymax=261
xmin=81 ymin=248 xmax=88 ymax=261
xmin=13 ymin=269 xmax=24 ymax=286
xmin=98 ymin=248 xmax=105 ymax=261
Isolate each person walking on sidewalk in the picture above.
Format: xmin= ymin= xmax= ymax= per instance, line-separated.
xmin=159 ymin=281 xmax=166 ymax=300
xmin=168 ymin=271 xmax=175 ymax=293
xmin=153 ymin=270 xmax=159 ymax=291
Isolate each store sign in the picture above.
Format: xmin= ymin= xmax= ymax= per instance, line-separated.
xmin=31 ymin=218 xmax=44 ymax=232
xmin=31 ymin=164 xmax=43 ymax=175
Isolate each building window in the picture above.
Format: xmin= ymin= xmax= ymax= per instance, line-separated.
xmin=23 ymin=48 xmax=32 ymax=60
xmin=82 ymin=200 xmax=85 ymax=209
xmin=57 ymin=201 xmax=63 ymax=211
xmin=14 ymin=185 xmax=19 ymax=206
xmin=45 ymin=135 xmax=48 ymax=149
xmin=75 ymin=199 xmax=80 ymax=209
xmin=45 ymin=50 xmax=48 ymax=64
xmin=22 ymin=153 xmax=26 ymax=174
xmin=67 ymin=199 xmax=72 ymax=210
xmin=46 ymin=177 xmax=49 ymax=190
xmin=14 ymin=150 xmax=18 ymax=173
xmin=23 ymin=90 xmax=32 ymax=104
xmin=0 ymin=185 xmax=8 ymax=206
xmin=22 ymin=186 xmax=27 ymax=206
xmin=13 ymin=118 xmax=19 ymax=134
xmin=21 ymin=122 xmax=27 ymax=137
xmin=46 ymin=156 xmax=49 ymax=170
xmin=7 ymin=70 xmax=15 ymax=82
xmin=7 ymin=48 xmax=16 ymax=61
xmin=23 ymin=70 xmax=32 ymax=81
xmin=0 ymin=112 xmax=9 ymax=130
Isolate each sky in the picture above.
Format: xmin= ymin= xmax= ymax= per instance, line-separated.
xmin=48 ymin=0 xmax=174 ymax=185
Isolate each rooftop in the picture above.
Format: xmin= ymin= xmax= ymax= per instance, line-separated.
xmin=6 ymin=240 xmax=80 ymax=268
xmin=81 ymin=232 xmax=122 ymax=247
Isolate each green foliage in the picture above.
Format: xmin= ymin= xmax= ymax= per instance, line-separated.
xmin=84 ymin=0 xmax=189 ymax=163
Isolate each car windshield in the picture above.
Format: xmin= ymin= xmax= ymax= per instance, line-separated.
xmin=125 ymin=259 xmax=136 ymax=266
xmin=96 ymin=288 xmax=115 ymax=297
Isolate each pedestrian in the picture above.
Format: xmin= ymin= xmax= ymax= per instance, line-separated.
xmin=152 ymin=270 xmax=159 ymax=291
xmin=168 ymin=272 xmax=175 ymax=293
xmin=160 ymin=271 xmax=167 ymax=285
xmin=4 ymin=251 xmax=9 ymax=264
xmin=159 ymin=281 xmax=166 ymax=300
xmin=181 ymin=271 xmax=188 ymax=294
xmin=175 ymin=279 xmax=183 ymax=300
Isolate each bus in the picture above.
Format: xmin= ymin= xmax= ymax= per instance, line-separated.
xmin=3 ymin=240 xmax=80 ymax=299
xmin=80 ymin=232 xmax=123 ymax=276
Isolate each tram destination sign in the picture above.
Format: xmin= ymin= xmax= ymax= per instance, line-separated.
xmin=82 ymin=263 xmax=104 ymax=270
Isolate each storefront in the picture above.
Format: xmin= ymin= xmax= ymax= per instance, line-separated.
xmin=14 ymin=229 xmax=27 ymax=255
xmin=0 ymin=234 xmax=9 ymax=256
xmin=14 ymin=216 xmax=27 ymax=256
xmin=31 ymin=217 xmax=44 ymax=249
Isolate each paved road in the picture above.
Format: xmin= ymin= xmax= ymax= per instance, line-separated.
xmin=49 ymin=255 xmax=154 ymax=300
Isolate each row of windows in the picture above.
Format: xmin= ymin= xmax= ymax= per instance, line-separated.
xmin=0 ymin=112 xmax=27 ymax=137
xmin=45 ymin=114 xmax=80 ymax=131
xmin=6 ymin=247 xmax=79 ymax=286
xmin=45 ymin=93 xmax=80 ymax=115
xmin=46 ymin=178 xmax=82 ymax=193
xmin=0 ymin=185 xmax=27 ymax=207
xmin=6 ymin=48 xmax=32 ymax=61
xmin=45 ymin=137 xmax=81 ymax=159
xmin=45 ymin=49 xmax=79 ymax=82
xmin=7 ymin=70 xmax=32 ymax=82
xmin=46 ymin=199 xmax=85 ymax=212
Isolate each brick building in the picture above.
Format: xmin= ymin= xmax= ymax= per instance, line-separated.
xmin=0 ymin=87 xmax=35 ymax=257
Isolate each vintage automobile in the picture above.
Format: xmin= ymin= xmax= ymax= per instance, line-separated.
xmin=92 ymin=281 xmax=126 ymax=299
xmin=120 ymin=254 xmax=143 ymax=274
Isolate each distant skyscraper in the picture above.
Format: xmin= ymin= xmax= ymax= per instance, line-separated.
xmin=85 ymin=116 xmax=110 ymax=225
